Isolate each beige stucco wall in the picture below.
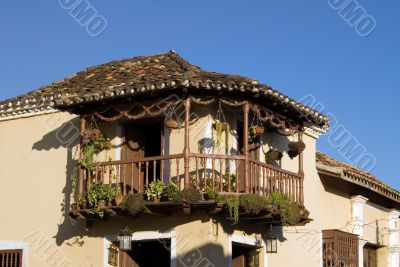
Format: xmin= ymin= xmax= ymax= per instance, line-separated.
xmin=0 ymin=109 xmax=396 ymax=267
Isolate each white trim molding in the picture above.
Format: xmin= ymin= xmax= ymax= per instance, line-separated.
xmin=0 ymin=240 xmax=29 ymax=267
xmin=228 ymin=235 xmax=267 ymax=267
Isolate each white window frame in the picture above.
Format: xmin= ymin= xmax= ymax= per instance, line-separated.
xmin=0 ymin=240 xmax=29 ymax=267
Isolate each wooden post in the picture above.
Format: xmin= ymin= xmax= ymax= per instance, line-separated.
xmin=243 ymin=102 xmax=250 ymax=193
xmin=77 ymin=115 xmax=87 ymax=211
xmin=298 ymin=130 xmax=304 ymax=203
xmin=184 ymin=97 xmax=191 ymax=188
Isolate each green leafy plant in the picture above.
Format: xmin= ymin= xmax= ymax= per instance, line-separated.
xmin=222 ymin=195 xmax=240 ymax=224
xmin=123 ymin=194 xmax=146 ymax=215
xmin=287 ymin=141 xmax=306 ymax=159
xmin=163 ymin=184 xmax=180 ymax=201
xmin=213 ymin=120 xmax=229 ymax=148
xmin=248 ymin=126 xmax=258 ymax=141
xmin=180 ymin=188 xmax=202 ymax=203
xmin=239 ymin=194 xmax=272 ymax=215
xmin=269 ymin=192 xmax=303 ymax=226
xmin=265 ymin=149 xmax=283 ymax=164
xmin=87 ymin=183 xmax=116 ymax=207
xmin=145 ymin=181 xmax=166 ymax=201
xmin=80 ymin=135 xmax=112 ymax=171
xmin=204 ymin=188 xmax=221 ymax=202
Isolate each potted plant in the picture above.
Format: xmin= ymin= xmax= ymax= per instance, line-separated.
xmin=113 ymin=187 xmax=125 ymax=206
xmin=145 ymin=181 xmax=166 ymax=203
xmin=87 ymin=183 xmax=116 ymax=209
xmin=123 ymin=194 xmax=146 ymax=215
xmin=164 ymin=119 xmax=179 ymax=129
xmin=180 ymin=188 xmax=202 ymax=203
xmin=82 ymin=128 xmax=102 ymax=143
xmin=265 ymin=149 xmax=283 ymax=164
xmin=248 ymin=125 xmax=263 ymax=141
xmin=213 ymin=120 xmax=229 ymax=148
xmin=163 ymin=184 xmax=180 ymax=201
xmin=287 ymin=141 xmax=306 ymax=159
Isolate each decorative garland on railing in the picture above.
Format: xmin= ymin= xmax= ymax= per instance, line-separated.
xmin=91 ymin=96 xmax=301 ymax=134
xmin=93 ymin=99 xmax=182 ymax=122
xmin=250 ymin=104 xmax=301 ymax=135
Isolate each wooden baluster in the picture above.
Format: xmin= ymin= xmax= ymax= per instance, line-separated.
xmin=146 ymin=161 xmax=149 ymax=188
xmin=203 ymin=158 xmax=206 ymax=188
xmin=95 ymin=165 xmax=98 ymax=184
xmin=117 ymin=164 xmax=121 ymax=188
xmin=235 ymin=159 xmax=239 ymax=193
xmin=168 ymin=159 xmax=172 ymax=184
xmin=176 ymin=158 xmax=180 ymax=185
xmin=123 ymin=164 xmax=127 ymax=195
xmin=228 ymin=160 xmax=232 ymax=193
xmin=212 ymin=158 xmax=215 ymax=191
xmin=130 ymin=163 xmax=134 ymax=194
xmin=138 ymin=162 xmax=142 ymax=193
xmin=153 ymin=160 xmax=157 ymax=182
xmin=160 ymin=159 xmax=164 ymax=183
xmin=262 ymin=166 xmax=265 ymax=196
xmin=195 ymin=157 xmax=199 ymax=189
xmin=219 ymin=158 xmax=223 ymax=193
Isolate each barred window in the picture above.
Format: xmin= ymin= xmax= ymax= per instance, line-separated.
xmin=322 ymin=230 xmax=358 ymax=267
xmin=0 ymin=250 xmax=22 ymax=267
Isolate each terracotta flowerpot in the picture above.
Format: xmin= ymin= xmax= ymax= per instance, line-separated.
xmin=255 ymin=126 xmax=264 ymax=135
xmin=152 ymin=198 xmax=161 ymax=204
xmin=97 ymin=200 xmax=107 ymax=209
xmin=114 ymin=195 xmax=125 ymax=206
xmin=213 ymin=122 xmax=229 ymax=131
xmin=165 ymin=120 xmax=179 ymax=129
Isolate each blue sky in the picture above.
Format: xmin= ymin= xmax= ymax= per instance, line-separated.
xmin=1 ymin=1 xmax=399 ymax=189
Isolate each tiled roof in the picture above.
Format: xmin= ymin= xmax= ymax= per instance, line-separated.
xmin=0 ymin=50 xmax=329 ymax=127
xmin=316 ymin=152 xmax=400 ymax=203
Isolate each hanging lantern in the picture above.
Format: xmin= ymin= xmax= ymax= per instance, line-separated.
xmin=265 ymin=225 xmax=278 ymax=253
xmin=119 ymin=226 xmax=133 ymax=251
xmin=108 ymin=244 xmax=119 ymax=266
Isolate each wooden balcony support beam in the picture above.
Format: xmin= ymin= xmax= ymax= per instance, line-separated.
xmin=298 ymin=130 xmax=304 ymax=203
xmin=184 ymin=97 xmax=191 ymax=189
xmin=77 ymin=115 xmax=87 ymax=211
xmin=243 ymin=102 xmax=250 ymax=193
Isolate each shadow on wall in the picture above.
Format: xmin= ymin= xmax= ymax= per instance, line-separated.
xmin=175 ymin=243 xmax=227 ymax=267
xmin=32 ymin=117 xmax=90 ymax=245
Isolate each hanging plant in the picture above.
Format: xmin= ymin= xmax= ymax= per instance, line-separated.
xmin=165 ymin=119 xmax=179 ymax=129
xmin=164 ymin=105 xmax=181 ymax=129
xmin=265 ymin=149 xmax=283 ymax=164
xmin=248 ymin=113 xmax=264 ymax=142
xmin=287 ymin=141 xmax=306 ymax=159
xmin=82 ymin=128 xmax=102 ymax=143
xmin=213 ymin=120 xmax=229 ymax=148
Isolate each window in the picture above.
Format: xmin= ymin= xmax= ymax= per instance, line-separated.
xmin=0 ymin=250 xmax=22 ymax=267
xmin=322 ymin=230 xmax=358 ymax=267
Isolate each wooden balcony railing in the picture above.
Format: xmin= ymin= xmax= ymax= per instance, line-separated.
xmin=80 ymin=153 xmax=304 ymax=203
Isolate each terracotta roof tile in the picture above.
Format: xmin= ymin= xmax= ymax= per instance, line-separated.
xmin=0 ymin=51 xmax=329 ymax=127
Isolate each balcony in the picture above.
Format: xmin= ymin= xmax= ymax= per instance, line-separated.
xmin=71 ymin=96 xmax=308 ymax=225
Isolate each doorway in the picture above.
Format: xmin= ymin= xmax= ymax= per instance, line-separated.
xmin=363 ymin=244 xmax=378 ymax=267
xmin=122 ymin=123 xmax=163 ymax=192
xmin=119 ymin=239 xmax=171 ymax=267
xmin=232 ymin=242 xmax=260 ymax=267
